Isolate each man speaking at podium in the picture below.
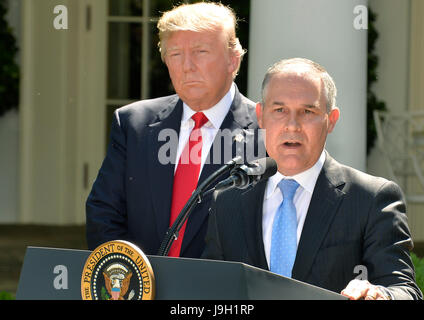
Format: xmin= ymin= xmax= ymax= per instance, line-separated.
xmin=86 ymin=3 xmax=260 ymax=258
xmin=202 ymin=58 xmax=422 ymax=300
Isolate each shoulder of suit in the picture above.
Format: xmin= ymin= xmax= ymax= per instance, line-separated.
xmin=113 ymin=94 xmax=180 ymax=125
xmin=112 ymin=91 xmax=258 ymax=132
xmin=238 ymin=93 xmax=256 ymax=112
xmin=116 ymin=94 xmax=180 ymax=116
xmin=239 ymin=92 xmax=256 ymax=107
xmin=333 ymin=159 xmax=401 ymax=196
xmin=233 ymin=92 xmax=259 ymax=129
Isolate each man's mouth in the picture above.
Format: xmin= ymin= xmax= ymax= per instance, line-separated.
xmin=283 ymin=141 xmax=302 ymax=147
xmin=184 ymin=80 xmax=202 ymax=85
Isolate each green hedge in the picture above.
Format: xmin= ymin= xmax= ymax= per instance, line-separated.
xmin=411 ymin=253 xmax=424 ymax=294
xmin=0 ymin=291 xmax=14 ymax=300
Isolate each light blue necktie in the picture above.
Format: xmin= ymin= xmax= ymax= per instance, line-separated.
xmin=270 ymin=179 xmax=300 ymax=277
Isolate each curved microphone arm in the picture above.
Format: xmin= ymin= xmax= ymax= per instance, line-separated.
xmin=157 ymin=156 xmax=243 ymax=256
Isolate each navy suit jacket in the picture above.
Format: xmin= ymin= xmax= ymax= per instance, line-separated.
xmin=202 ymin=153 xmax=422 ymax=299
xmin=86 ymin=86 xmax=260 ymax=258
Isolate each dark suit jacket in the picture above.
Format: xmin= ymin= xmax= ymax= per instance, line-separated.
xmin=202 ymin=153 xmax=422 ymax=299
xmin=86 ymin=86 xmax=261 ymax=258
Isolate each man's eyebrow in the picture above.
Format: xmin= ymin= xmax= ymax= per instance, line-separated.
xmin=271 ymin=101 xmax=286 ymax=106
xmin=271 ymin=101 xmax=319 ymax=109
xmin=302 ymin=103 xmax=319 ymax=109
xmin=191 ymin=43 xmax=212 ymax=49
xmin=167 ymin=43 xmax=210 ymax=52
xmin=166 ymin=46 xmax=181 ymax=52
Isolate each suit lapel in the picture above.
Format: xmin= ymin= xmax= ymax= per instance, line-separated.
xmin=292 ymin=154 xmax=346 ymax=281
xmin=198 ymin=85 xmax=255 ymax=185
xmin=147 ymin=99 xmax=183 ymax=243
xmin=240 ymin=180 xmax=269 ymax=270
xmin=181 ymin=87 xmax=256 ymax=254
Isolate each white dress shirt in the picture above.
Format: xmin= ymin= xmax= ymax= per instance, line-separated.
xmin=174 ymin=83 xmax=236 ymax=178
xmin=262 ymin=151 xmax=326 ymax=268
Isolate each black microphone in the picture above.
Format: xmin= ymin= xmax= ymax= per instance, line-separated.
xmin=157 ymin=156 xmax=243 ymax=256
xmin=215 ymin=157 xmax=277 ymax=191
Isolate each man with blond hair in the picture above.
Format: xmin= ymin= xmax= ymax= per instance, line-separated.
xmin=202 ymin=58 xmax=422 ymax=300
xmin=86 ymin=2 xmax=261 ymax=258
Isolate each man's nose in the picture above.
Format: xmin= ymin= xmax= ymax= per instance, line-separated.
xmin=285 ymin=113 xmax=301 ymax=131
xmin=182 ymin=52 xmax=195 ymax=72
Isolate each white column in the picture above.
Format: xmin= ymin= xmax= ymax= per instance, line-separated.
xmin=409 ymin=0 xmax=424 ymax=112
xmin=248 ymin=0 xmax=368 ymax=171
xmin=19 ymin=0 xmax=108 ymax=225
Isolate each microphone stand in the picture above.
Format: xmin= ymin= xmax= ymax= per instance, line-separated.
xmin=157 ymin=156 xmax=242 ymax=256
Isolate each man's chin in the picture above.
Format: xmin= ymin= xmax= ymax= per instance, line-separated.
xmin=180 ymin=93 xmax=219 ymax=111
xmin=275 ymin=156 xmax=305 ymax=176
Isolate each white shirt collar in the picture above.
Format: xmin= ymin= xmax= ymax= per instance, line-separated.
xmin=181 ymin=82 xmax=235 ymax=129
xmin=265 ymin=150 xmax=326 ymax=199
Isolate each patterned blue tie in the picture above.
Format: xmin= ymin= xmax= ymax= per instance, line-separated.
xmin=270 ymin=179 xmax=300 ymax=277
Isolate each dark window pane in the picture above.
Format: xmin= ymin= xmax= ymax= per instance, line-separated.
xmin=109 ymin=0 xmax=143 ymax=16
xmin=151 ymin=0 xmax=184 ymax=16
xmin=219 ymin=0 xmax=250 ymax=96
xmin=106 ymin=104 xmax=118 ymax=147
xmin=107 ymin=22 xmax=142 ymax=100
xmin=148 ymin=23 xmax=174 ymax=98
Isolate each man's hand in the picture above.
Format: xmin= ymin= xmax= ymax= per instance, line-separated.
xmin=341 ymin=279 xmax=390 ymax=300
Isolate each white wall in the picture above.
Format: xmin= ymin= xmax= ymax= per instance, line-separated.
xmin=365 ymin=0 xmax=424 ymax=242
xmin=367 ymin=0 xmax=411 ymax=178
xmin=248 ymin=0 xmax=368 ymax=172
xmin=0 ymin=110 xmax=19 ymax=223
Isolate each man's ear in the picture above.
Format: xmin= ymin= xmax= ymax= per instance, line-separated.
xmin=327 ymin=107 xmax=340 ymax=133
xmin=227 ymin=51 xmax=240 ymax=76
xmin=255 ymin=102 xmax=263 ymax=128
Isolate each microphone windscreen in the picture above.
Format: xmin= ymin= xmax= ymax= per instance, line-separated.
xmin=248 ymin=157 xmax=277 ymax=178
xmin=261 ymin=157 xmax=278 ymax=179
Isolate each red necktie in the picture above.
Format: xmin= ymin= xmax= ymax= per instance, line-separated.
xmin=168 ymin=112 xmax=209 ymax=257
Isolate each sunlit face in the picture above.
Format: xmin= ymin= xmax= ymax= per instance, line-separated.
xmin=164 ymin=29 xmax=238 ymax=111
xmin=256 ymin=72 xmax=340 ymax=176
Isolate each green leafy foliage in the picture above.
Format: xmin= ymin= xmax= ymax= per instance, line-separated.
xmin=0 ymin=291 xmax=14 ymax=300
xmin=411 ymin=252 xmax=424 ymax=294
xmin=367 ymin=8 xmax=387 ymax=155
xmin=0 ymin=0 xmax=20 ymax=117
xmin=101 ymin=286 xmax=111 ymax=300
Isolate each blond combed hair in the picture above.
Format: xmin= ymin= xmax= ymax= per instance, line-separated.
xmin=157 ymin=2 xmax=246 ymax=78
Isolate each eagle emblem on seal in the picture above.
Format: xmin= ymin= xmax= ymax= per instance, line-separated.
xmin=103 ymin=263 xmax=133 ymax=300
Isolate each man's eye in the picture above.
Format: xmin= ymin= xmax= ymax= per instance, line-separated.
xmin=168 ymin=52 xmax=181 ymax=57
